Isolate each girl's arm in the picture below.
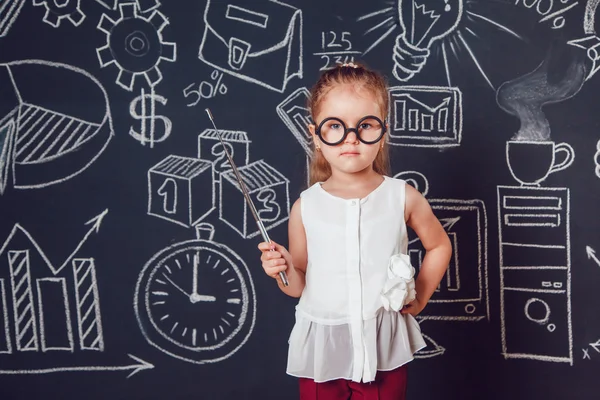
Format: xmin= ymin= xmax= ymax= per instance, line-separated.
xmin=259 ymin=198 xmax=307 ymax=298
xmin=401 ymin=184 xmax=452 ymax=316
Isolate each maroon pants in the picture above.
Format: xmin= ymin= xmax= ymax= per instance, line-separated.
xmin=298 ymin=365 xmax=407 ymax=400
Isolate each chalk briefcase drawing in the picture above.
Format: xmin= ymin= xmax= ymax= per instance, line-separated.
xmin=198 ymin=0 xmax=303 ymax=93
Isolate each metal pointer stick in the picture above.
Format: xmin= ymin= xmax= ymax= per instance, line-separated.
xmin=205 ymin=108 xmax=290 ymax=287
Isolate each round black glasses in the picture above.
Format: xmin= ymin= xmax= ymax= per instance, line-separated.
xmin=315 ymin=115 xmax=387 ymax=146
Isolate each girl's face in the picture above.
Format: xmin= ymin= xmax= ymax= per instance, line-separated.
xmin=309 ymin=83 xmax=385 ymax=177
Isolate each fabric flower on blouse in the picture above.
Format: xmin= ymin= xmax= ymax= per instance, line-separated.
xmin=380 ymin=253 xmax=416 ymax=312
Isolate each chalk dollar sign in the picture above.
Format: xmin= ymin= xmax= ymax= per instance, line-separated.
xmin=129 ymin=89 xmax=172 ymax=147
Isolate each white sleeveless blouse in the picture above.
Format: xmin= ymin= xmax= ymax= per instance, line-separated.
xmin=286 ymin=175 xmax=426 ymax=383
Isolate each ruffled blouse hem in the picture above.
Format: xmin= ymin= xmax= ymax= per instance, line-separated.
xmin=286 ymin=308 xmax=427 ymax=383
xmin=286 ymin=351 xmax=426 ymax=384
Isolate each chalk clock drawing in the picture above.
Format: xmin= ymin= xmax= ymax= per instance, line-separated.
xmin=134 ymin=223 xmax=256 ymax=364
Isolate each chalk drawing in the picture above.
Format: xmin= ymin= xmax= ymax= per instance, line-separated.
xmin=276 ymin=87 xmax=312 ymax=185
xmin=183 ymin=70 xmax=229 ymax=107
xmin=198 ymin=0 xmax=303 ymax=93
xmin=505 ymin=141 xmax=575 ymax=187
xmin=0 ymin=210 xmax=149 ymax=377
xmin=219 ymin=160 xmax=291 ymax=239
xmin=388 ymin=85 xmax=462 ymax=147
xmin=315 ymin=31 xmax=361 ymax=70
xmin=513 ymin=0 xmax=580 ymax=30
xmin=392 ymin=169 xmax=488 ymax=360
xmin=586 ymin=246 xmax=600 ymax=267
xmin=398 ymin=171 xmax=489 ymax=322
xmin=498 ymin=185 xmax=573 ymax=364
xmin=128 ymin=86 xmax=172 ymax=147
xmin=0 ymin=0 xmax=25 ymax=37
xmin=148 ymin=155 xmax=215 ymax=228
xmin=414 ymin=333 xmax=446 ymax=358
xmin=0 ymin=354 xmax=153 ymax=377
xmin=136 ymin=0 xmax=161 ymax=13
xmin=497 ymin=44 xmax=586 ymax=142
xmin=95 ymin=0 xmax=118 ymax=10
xmin=33 ymin=0 xmax=85 ymax=28
xmin=97 ymin=1 xmax=177 ymax=91
xmin=134 ymin=223 xmax=257 ymax=364
xmin=0 ymin=60 xmax=113 ymax=192
xmin=594 ymin=140 xmax=600 ymax=178
xmin=358 ymin=0 xmax=523 ymax=87
xmin=276 ymin=87 xmax=313 ymax=157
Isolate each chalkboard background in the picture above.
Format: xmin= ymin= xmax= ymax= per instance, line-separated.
xmin=0 ymin=1 xmax=599 ymax=399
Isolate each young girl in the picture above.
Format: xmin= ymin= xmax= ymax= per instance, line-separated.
xmin=258 ymin=62 xmax=452 ymax=399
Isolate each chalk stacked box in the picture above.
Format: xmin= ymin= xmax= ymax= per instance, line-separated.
xmin=219 ymin=160 xmax=290 ymax=239
xmin=148 ymin=155 xmax=214 ymax=227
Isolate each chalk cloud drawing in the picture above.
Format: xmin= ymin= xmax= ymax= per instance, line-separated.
xmin=398 ymin=171 xmax=489 ymax=323
xmin=0 ymin=60 xmax=113 ymax=193
xmin=134 ymin=223 xmax=256 ymax=364
xmin=358 ymin=0 xmax=523 ymax=88
xmin=0 ymin=211 xmax=153 ymax=377
xmin=0 ymin=0 xmax=26 ymax=37
xmin=96 ymin=1 xmax=177 ymax=91
xmin=33 ymin=0 xmax=85 ymax=28
xmin=388 ymin=85 xmax=462 ymax=148
xmin=198 ymin=0 xmax=303 ymax=93
xmin=497 ymin=42 xmax=586 ymax=143
xmin=495 ymin=43 xmax=584 ymax=365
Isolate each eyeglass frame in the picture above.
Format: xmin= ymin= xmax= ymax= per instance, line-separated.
xmin=313 ymin=115 xmax=387 ymax=146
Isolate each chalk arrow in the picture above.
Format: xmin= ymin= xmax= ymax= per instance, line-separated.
xmin=586 ymin=246 xmax=600 ymax=267
xmin=0 ymin=354 xmax=153 ymax=378
xmin=415 ymin=334 xmax=446 ymax=359
xmin=57 ymin=209 xmax=109 ymax=273
xmin=440 ymin=216 xmax=461 ymax=231
xmin=590 ymin=339 xmax=600 ymax=353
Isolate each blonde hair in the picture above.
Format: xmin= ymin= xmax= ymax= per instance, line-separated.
xmin=307 ymin=61 xmax=391 ymax=186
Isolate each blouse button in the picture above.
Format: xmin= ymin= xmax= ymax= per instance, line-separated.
xmin=350 ymin=200 xmax=356 ymax=205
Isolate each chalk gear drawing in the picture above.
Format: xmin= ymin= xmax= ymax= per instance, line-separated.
xmin=97 ymin=1 xmax=176 ymax=91
xmin=33 ymin=0 xmax=85 ymax=28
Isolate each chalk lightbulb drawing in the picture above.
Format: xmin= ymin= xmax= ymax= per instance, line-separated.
xmin=358 ymin=0 xmax=524 ymax=88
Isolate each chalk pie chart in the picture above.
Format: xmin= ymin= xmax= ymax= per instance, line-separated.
xmin=0 ymin=60 xmax=113 ymax=193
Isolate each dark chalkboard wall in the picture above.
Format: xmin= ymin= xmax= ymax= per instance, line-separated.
xmin=0 ymin=1 xmax=599 ymax=399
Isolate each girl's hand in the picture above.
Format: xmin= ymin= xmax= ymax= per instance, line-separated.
xmin=400 ymin=297 xmax=425 ymax=317
xmin=258 ymin=240 xmax=293 ymax=280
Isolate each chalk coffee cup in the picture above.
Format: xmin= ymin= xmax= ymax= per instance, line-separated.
xmin=506 ymin=140 xmax=575 ymax=186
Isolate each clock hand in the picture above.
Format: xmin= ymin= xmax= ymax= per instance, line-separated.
xmin=192 ymin=251 xmax=199 ymax=296
xmin=162 ymin=273 xmax=192 ymax=298
xmin=190 ymin=293 xmax=217 ymax=303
